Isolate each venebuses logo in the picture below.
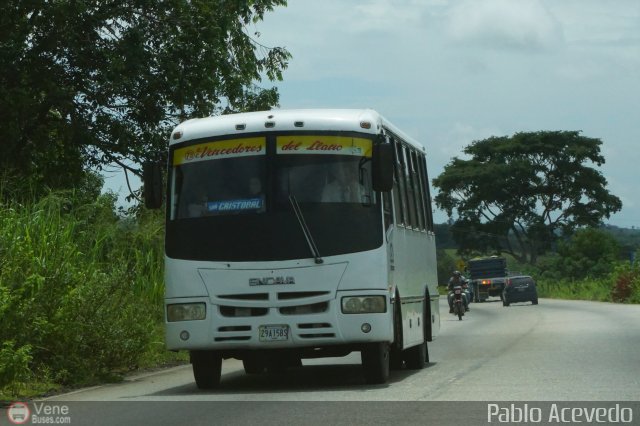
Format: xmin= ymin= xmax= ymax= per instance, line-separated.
xmin=7 ymin=402 xmax=30 ymax=424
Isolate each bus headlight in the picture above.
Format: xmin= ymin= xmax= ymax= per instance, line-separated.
xmin=167 ymin=303 xmax=206 ymax=322
xmin=341 ymin=296 xmax=386 ymax=314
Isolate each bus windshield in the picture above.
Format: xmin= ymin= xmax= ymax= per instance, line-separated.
xmin=166 ymin=133 xmax=383 ymax=261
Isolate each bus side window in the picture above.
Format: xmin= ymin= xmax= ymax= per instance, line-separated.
xmin=413 ymin=152 xmax=427 ymax=231
xmin=409 ymin=151 xmax=424 ymax=230
xmin=392 ymin=138 xmax=406 ymax=226
xmin=418 ymin=154 xmax=434 ymax=231
xmin=402 ymin=145 xmax=417 ymax=229
xmin=382 ymin=191 xmax=393 ymax=230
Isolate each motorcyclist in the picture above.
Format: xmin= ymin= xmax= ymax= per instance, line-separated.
xmin=448 ymin=271 xmax=470 ymax=313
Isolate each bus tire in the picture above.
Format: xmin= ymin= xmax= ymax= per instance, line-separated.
xmin=423 ymin=289 xmax=431 ymax=364
xmin=289 ymin=357 xmax=303 ymax=368
xmin=191 ymin=350 xmax=222 ymax=389
xmin=406 ymin=293 xmax=428 ymax=369
xmin=389 ymin=294 xmax=404 ymax=370
xmin=404 ymin=341 xmax=426 ymax=370
xmin=242 ymin=356 xmax=265 ymax=375
xmin=361 ymin=342 xmax=390 ymax=384
xmin=424 ymin=337 xmax=430 ymax=364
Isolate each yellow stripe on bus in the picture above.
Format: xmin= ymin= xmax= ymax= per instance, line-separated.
xmin=276 ymin=135 xmax=372 ymax=157
xmin=173 ymin=137 xmax=266 ymax=166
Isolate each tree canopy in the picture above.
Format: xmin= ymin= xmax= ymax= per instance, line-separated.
xmin=0 ymin=0 xmax=290 ymax=198
xmin=554 ymin=228 xmax=620 ymax=280
xmin=432 ymin=131 xmax=622 ymax=264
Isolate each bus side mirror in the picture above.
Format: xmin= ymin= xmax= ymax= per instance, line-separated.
xmin=372 ymin=143 xmax=394 ymax=192
xmin=143 ymin=161 xmax=163 ymax=209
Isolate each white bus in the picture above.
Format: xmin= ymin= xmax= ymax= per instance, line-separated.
xmin=144 ymin=109 xmax=440 ymax=388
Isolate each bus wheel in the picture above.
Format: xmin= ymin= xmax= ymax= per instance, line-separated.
xmin=389 ymin=295 xmax=404 ymax=370
xmin=424 ymin=338 xmax=430 ymax=364
xmin=361 ymin=342 xmax=390 ymax=384
xmin=242 ymin=356 xmax=265 ymax=375
xmin=404 ymin=341 xmax=426 ymax=370
xmin=191 ymin=350 xmax=222 ymax=389
xmin=266 ymin=356 xmax=289 ymax=374
xmin=289 ymin=357 xmax=303 ymax=368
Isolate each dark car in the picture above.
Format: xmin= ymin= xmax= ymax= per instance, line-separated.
xmin=502 ymin=275 xmax=538 ymax=306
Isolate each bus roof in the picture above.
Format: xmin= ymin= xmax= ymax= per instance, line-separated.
xmin=170 ymin=109 xmax=425 ymax=152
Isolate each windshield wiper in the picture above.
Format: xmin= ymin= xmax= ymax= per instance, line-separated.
xmin=288 ymin=195 xmax=323 ymax=264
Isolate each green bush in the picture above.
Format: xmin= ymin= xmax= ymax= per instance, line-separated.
xmin=537 ymin=277 xmax=612 ymax=302
xmin=0 ymin=341 xmax=33 ymax=392
xmin=0 ymin=191 xmax=165 ymax=395
xmin=555 ymin=228 xmax=619 ymax=280
xmin=537 ymin=261 xmax=640 ymax=303
xmin=610 ymin=263 xmax=640 ymax=303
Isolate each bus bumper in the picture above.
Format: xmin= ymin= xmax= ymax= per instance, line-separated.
xmin=165 ymin=293 xmax=394 ymax=352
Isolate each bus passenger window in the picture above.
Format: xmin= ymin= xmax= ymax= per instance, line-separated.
xmin=402 ymin=146 xmax=417 ymax=228
xmin=392 ymin=140 xmax=406 ymax=225
xmin=410 ymin=151 xmax=425 ymax=230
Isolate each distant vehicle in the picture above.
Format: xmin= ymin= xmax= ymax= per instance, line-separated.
xmin=451 ymin=285 xmax=465 ymax=320
xmin=502 ymin=275 xmax=538 ymax=306
xmin=467 ymin=256 xmax=508 ymax=302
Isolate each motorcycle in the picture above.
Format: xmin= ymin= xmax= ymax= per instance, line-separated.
xmin=463 ymin=281 xmax=473 ymax=304
xmin=452 ymin=285 xmax=464 ymax=320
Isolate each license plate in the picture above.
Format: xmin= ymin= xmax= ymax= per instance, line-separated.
xmin=259 ymin=325 xmax=290 ymax=342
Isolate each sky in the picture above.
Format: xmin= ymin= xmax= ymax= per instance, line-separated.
xmin=104 ymin=0 xmax=639 ymax=227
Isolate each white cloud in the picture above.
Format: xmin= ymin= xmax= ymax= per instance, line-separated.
xmin=350 ymin=0 xmax=424 ymax=33
xmin=446 ymin=0 xmax=564 ymax=50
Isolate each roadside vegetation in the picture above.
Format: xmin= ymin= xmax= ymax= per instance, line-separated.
xmin=437 ymin=228 xmax=640 ymax=304
xmin=1 ymin=0 xmax=290 ymax=402
xmin=0 ymin=189 xmax=184 ymax=401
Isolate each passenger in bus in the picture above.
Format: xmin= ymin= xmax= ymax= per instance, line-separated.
xmin=248 ymin=177 xmax=262 ymax=196
xmin=321 ymin=166 xmax=362 ymax=203
xmin=186 ymin=185 xmax=209 ymax=217
xmin=248 ymin=177 xmax=266 ymax=212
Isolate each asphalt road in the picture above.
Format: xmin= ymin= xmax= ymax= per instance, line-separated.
xmin=35 ymin=297 xmax=640 ymax=425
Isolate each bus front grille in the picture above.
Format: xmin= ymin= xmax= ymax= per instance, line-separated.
xmin=218 ymin=325 xmax=251 ymax=332
xmin=296 ymin=322 xmax=335 ymax=339
xmin=214 ymin=336 xmax=251 ymax=342
xmin=279 ymin=302 xmax=328 ymax=315
xmin=277 ymin=291 xmax=330 ymax=300
xmin=218 ymin=293 xmax=269 ymax=301
xmin=299 ymin=333 xmax=335 ymax=339
xmin=219 ymin=306 xmax=269 ymax=317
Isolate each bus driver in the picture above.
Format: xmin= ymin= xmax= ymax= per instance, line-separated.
xmin=321 ymin=165 xmax=362 ymax=203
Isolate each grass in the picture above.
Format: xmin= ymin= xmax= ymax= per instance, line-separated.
xmin=0 ymin=191 xmax=180 ymax=401
xmin=537 ymin=278 xmax=612 ymax=302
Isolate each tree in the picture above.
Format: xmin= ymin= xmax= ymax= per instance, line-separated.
xmin=434 ymin=223 xmax=457 ymax=250
xmin=555 ymin=228 xmax=619 ymax=280
xmin=0 ymin=0 xmax=291 ymax=198
xmin=436 ymin=249 xmax=457 ymax=286
xmin=432 ymin=131 xmax=622 ymax=264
